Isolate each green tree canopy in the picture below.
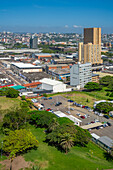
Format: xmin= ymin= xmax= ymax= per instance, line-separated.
xmin=60 ymin=133 xmax=74 ymax=154
xmin=46 ymin=124 xmax=91 ymax=153
xmin=29 ymin=110 xmax=57 ymax=128
xmin=3 ymin=129 xmax=39 ymax=157
xmin=99 ymin=76 xmax=113 ymax=87
xmin=84 ymin=82 xmax=102 ymax=91
xmin=96 ymin=102 xmax=113 ymax=113
xmin=5 ymin=88 xmax=19 ymax=98
xmin=2 ymin=102 xmax=30 ymax=131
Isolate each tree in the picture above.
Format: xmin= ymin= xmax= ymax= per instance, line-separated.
xmin=48 ymin=118 xmax=59 ymax=132
xmin=96 ymin=102 xmax=113 ymax=113
xmin=60 ymin=133 xmax=74 ymax=154
xmin=30 ymin=111 xmax=57 ymax=128
xmin=43 ymin=93 xmax=47 ymax=97
xmin=84 ymin=82 xmax=102 ymax=91
xmin=2 ymin=102 xmax=30 ymax=130
xmin=26 ymin=99 xmax=34 ymax=108
xmin=3 ymin=129 xmax=39 ymax=159
xmin=21 ymin=95 xmax=26 ymax=100
xmin=75 ymin=127 xmax=91 ymax=147
xmin=99 ymin=76 xmax=113 ymax=87
xmin=6 ymin=88 xmax=19 ymax=98
xmin=110 ymin=92 xmax=113 ymax=97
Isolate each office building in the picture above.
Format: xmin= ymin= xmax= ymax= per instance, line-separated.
xmin=30 ymin=36 xmax=38 ymax=49
xmin=79 ymin=28 xmax=102 ymax=65
xmin=84 ymin=28 xmax=101 ymax=45
xmin=70 ymin=62 xmax=92 ymax=88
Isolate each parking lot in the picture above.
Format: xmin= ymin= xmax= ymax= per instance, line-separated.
xmin=36 ymin=95 xmax=113 ymax=139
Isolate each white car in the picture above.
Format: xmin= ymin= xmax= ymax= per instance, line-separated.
xmin=76 ymin=113 xmax=81 ymax=117
xmin=66 ymin=111 xmax=71 ymax=114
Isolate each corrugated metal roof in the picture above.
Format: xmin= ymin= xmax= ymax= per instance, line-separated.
xmin=23 ymin=82 xmax=42 ymax=87
xmin=11 ymin=85 xmax=26 ymax=90
xmin=91 ymin=133 xmax=100 ymax=140
xmin=98 ymin=136 xmax=113 ymax=148
xmin=81 ymin=122 xmax=103 ymax=129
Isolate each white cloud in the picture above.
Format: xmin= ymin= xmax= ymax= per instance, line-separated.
xmin=65 ymin=25 xmax=69 ymax=28
xmin=73 ymin=25 xmax=82 ymax=28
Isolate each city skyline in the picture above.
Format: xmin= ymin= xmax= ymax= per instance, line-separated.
xmin=0 ymin=0 xmax=113 ymax=33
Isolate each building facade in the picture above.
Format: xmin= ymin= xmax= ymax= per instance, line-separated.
xmin=70 ymin=62 xmax=92 ymax=88
xmin=30 ymin=36 xmax=38 ymax=49
xmin=79 ymin=28 xmax=102 ymax=65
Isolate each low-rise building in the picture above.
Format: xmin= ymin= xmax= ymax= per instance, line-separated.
xmin=11 ymin=62 xmax=42 ymax=74
xmin=23 ymin=82 xmax=42 ymax=88
xmin=48 ymin=68 xmax=70 ymax=81
xmin=39 ymin=78 xmax=72 ymax=93
xmin=46 ymin=64 xmax=70 ymax=73
xmin=92 ymin=73 xmax=99 ymax=83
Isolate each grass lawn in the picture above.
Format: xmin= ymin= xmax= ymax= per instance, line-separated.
xmin=24 ymin=126 xmax=113 ymax=170
xmin=0 ymin=96 xmax=21 ymax=120
xmin=47 ymin=88 xmax=113 ymax=108
xmin=0 ymin=96 xmax=21 ymax=110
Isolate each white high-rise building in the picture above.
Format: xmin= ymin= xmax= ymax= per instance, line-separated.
xmin=70 ymin=62 xmax=92 ymax=88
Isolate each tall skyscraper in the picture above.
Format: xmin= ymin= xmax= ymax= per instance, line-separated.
xmin=30 ymin=36 xmax=38 ymax=49
xmin=84 ymin=28 xmax=101 ymax=45
xmin=79 ymin=28 xmax=102 ymax=65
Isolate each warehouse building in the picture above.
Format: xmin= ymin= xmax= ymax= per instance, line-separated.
xmin=11 ymin=62 xmax=42 ymax=74
xmin=39 ymin=78 xmax=72 ymax=93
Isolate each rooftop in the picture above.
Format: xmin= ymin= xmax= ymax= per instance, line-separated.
xmin=47 ymin=64 xmax=69 ymax=67
xmin=39 ymin=78 xmax=63 ymax=86
xmin=23 ymin=82 xmax=42 ymax=87
xmin=34 ymin=53 xmax=52 ymax=56
xmin=98 ymin=136 xmax=113 ymax=148
xmin=11 ymin=62 xmax=42 ymax=69
xmin=22 ymin=72 xmax=50 ymax=82
xmin=81 ymin=122 xmax=103 ymax=130
xmin=49 ymin=68 xmax=70 ymax=74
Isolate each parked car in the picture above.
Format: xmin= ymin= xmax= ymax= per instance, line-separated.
xmin=70 ymin=108 xmax=75 ymax=110
xmin=55 ymin=102 xmax=62 ymax=106
xmin=91 ymin=121 xmax=95 ymax=123
xmin=68 ymin=99 xmax=74 ymax=102
xmin=76 ymin=113 xmax=81 ymax=117
xmin=66 ymin=111 xmax=71 ymax=114
xmin=107 ymin=122 xmax=112 ymax=126
xmin=80 ymin=116 xmax=85 ymax=119
xmin=46 ymin=108 xmax=51 ymax=111
xmin=82 ymin=105 xmax=85 ymax=108
xmin=94 ymin=119 xmax=99 ymax=123
xmin=96 ymin=126 xmax=100 ymax=130
xmin=84 ymin=114 xmax=88 ymax=118
xmin=103 ymin=123 xmax=108 ymax=128
xmin=104 ymin=115 xmax=109 ymax=119
xmin=73 ymin=102 xmax=77 ymax=105
xmin=48 ymin=97 xmax=52 ymax=99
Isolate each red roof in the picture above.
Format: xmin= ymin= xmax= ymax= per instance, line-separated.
xmin=23 ymin=82 xmax=42 ymax=87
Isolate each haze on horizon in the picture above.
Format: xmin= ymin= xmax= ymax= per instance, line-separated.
xmin=0 ymin=0 xmax=113 ymax=34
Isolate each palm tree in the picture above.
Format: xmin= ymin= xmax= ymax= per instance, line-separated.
xmin=48 ymin=118 xmax=59 ymax=132
xmin=60 ymin=133 xmax=74 ymax=154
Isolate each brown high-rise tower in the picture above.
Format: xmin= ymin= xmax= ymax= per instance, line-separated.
xmin=79 ymin=28 xmax=102 ymax=65
xmin=84 ymin=28 xmax=101 ymax=45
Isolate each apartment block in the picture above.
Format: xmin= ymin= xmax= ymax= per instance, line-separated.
xmin=70 ymin=62 xmax=92 ymax=88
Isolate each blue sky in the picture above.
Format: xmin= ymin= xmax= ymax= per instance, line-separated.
xmin=0 ymin=0 xmax=113 ymax=33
